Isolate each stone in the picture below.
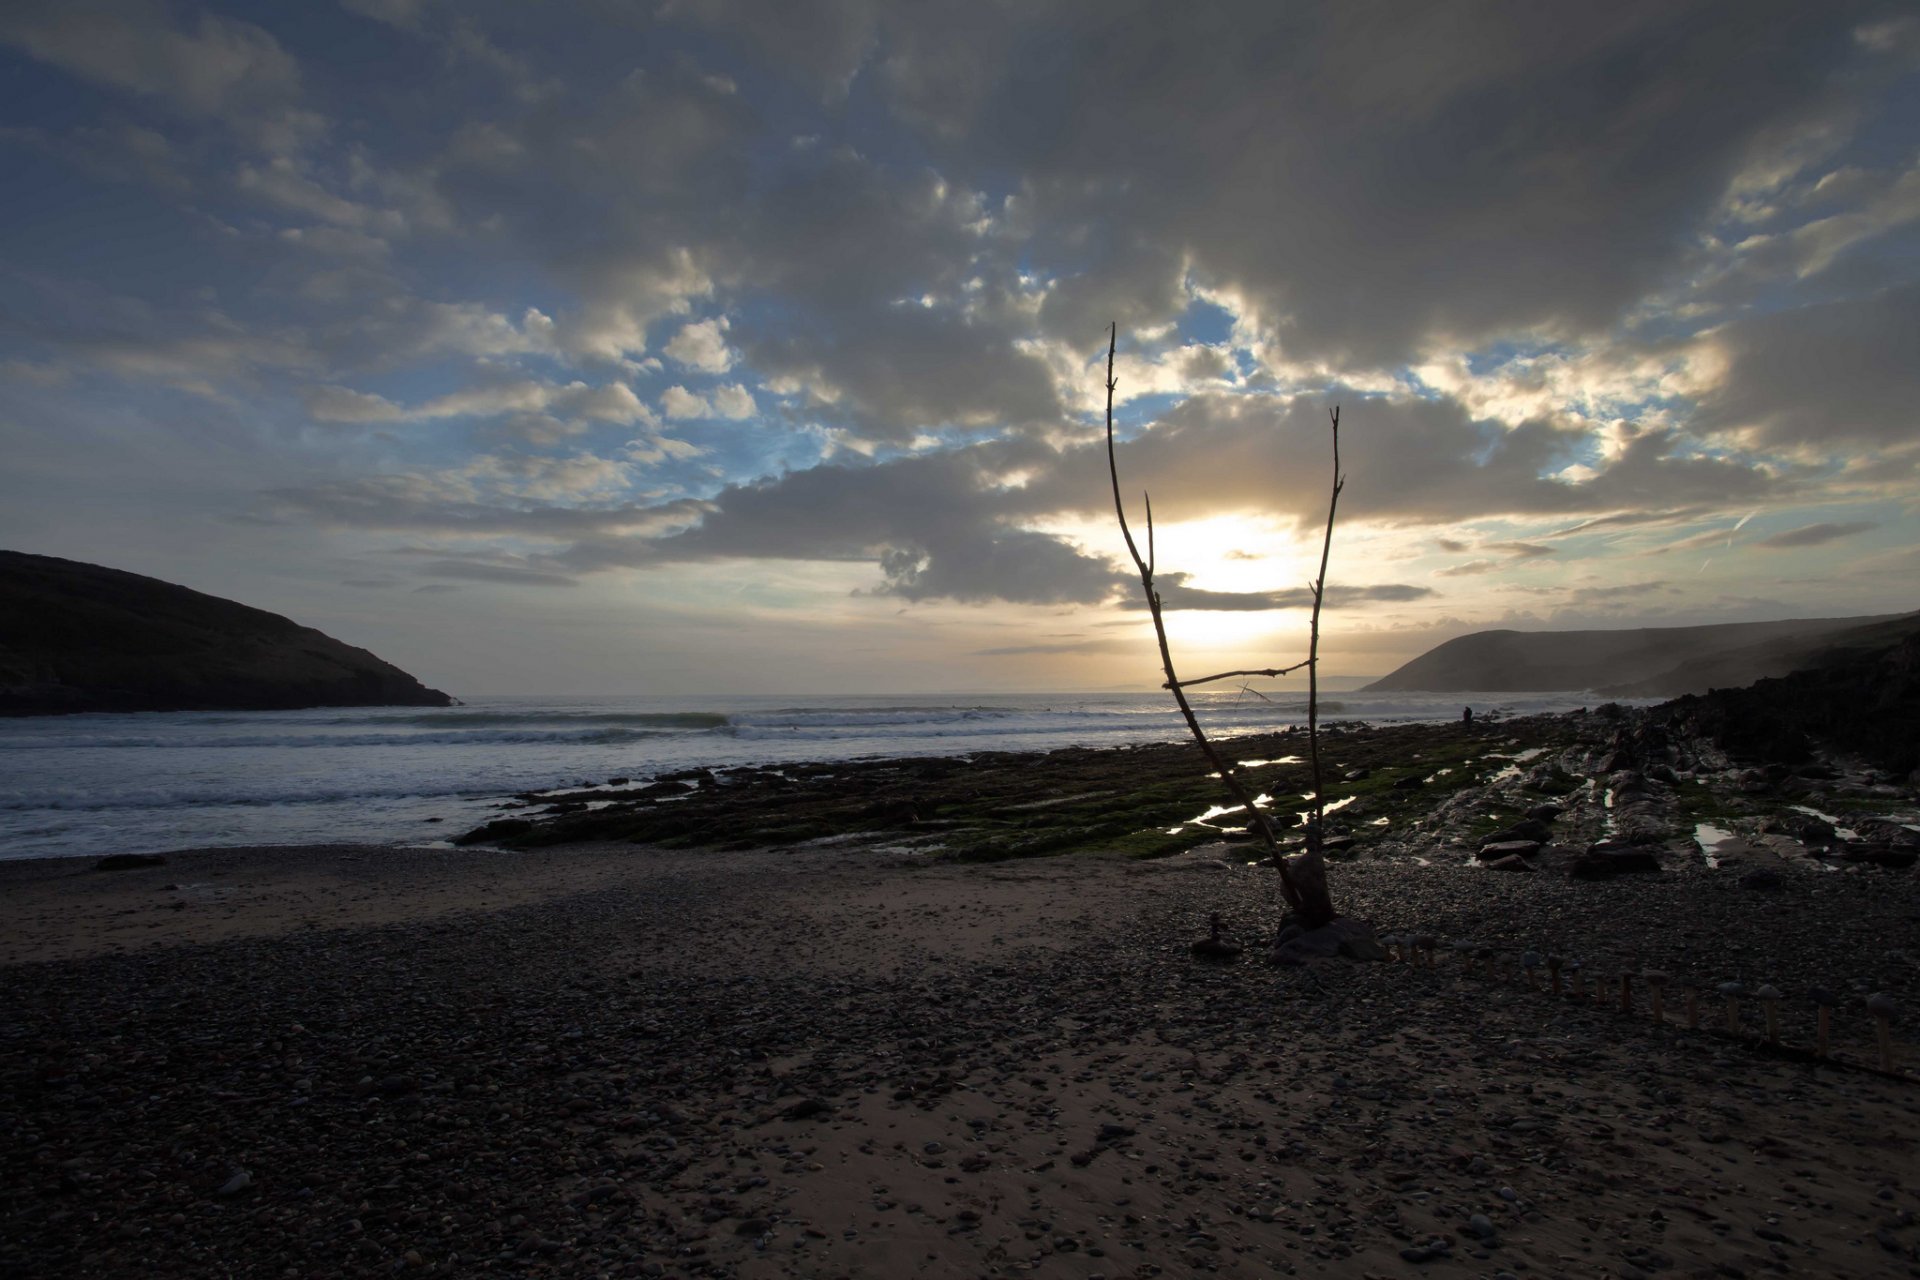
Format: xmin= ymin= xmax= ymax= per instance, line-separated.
xmin=1480 ymin=819 xmax=1554 ymax=847
xmin=1479 ymin=840 xmax=1542 ymax=861
xmin=1737 ymin=868 xmax=1784 ymax=891
xmin=94 ymin=853 xmax=166 ymax=871
xmin=1569 ymin=841 xmax=1663 ymax=879
xmin=1484 ymin=855 xmax=1533 ymax=872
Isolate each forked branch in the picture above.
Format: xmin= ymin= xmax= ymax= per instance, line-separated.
xmin=1105 ymin=324 xmax=1345 ymax=928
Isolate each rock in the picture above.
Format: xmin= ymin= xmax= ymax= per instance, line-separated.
xmin=780 ymin=1097 xmax=832 ymax=1121
xmin=215 ymin=1169 xmax=253 ymax=1197
xmin=1271 ymin=917 xmax=1384 ymax=965
xmin=1339 ymin=931 xmax=1388 ymax=962
xmin=93 ymin=853 xmax=166 ymax=870
xmin=1479 ymin=840 xmax=1542 ymax=861
xmin=1480 ymin=819 xmax=1554 ymax=847
xmin=1761 ymin=812 xmax=1835 ymax=843
xmin=1569 ymin=841 xmax=1663 ymax=879
xmin=1392 ymin=774 xmax=1426 ymax=790
xmin=1523 ymin=803 xmax=1562 ymax=822
xmin=1483 ymin=854 xmax=1533 ymax=872
xmin=1737 ymin=868 xmax=1784 ymax=891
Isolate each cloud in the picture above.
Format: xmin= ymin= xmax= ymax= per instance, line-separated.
xmin=664 ymin=317 xmax=736 ymax=373
xmin=1692 ymin=284 xmax=1920 ymax=448
xmin=1129 ymin=574 xmax=1436 ymax=611
xmin=1754 ymin=520 xmax=1878 ymax=548
xmin=660 ymin=383 xmax=756 ymax=420
xmin=974 ymin=638 xmax=1136 ymax=657
xmin=864 ymin=2 xmax=1900 ymax=369
xmin=414 ymin=557 xmax=580 ymax=587
xmin=0 ymin=0 xmax=317 ymax=151
xmin=1483 ymin=541 xmax=1556 ymax=559
xmin=302 ymin=385 xmax=404 ymax=423
xmin=302 ymin=378 xmax=654 ymax=429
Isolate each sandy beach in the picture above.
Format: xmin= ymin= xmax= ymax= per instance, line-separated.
xmin=4 ymin=823 xmax=1918 ymax=1280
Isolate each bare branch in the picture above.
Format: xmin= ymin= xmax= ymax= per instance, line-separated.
xmin=1305 ymin=406 xmax=1344 ymax=857
xmin=1104 ymin=323 xmax=1306 ymax=917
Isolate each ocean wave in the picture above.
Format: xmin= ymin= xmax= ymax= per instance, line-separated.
xmin=732 ymin=706 xmax=1019 ymax=729
xmin=1 ymin=780 xmax=504 ymax=813
xmin=323 ymin=710 xmax=732 ymax=730
xmin=0 ymin=722 xmax=733 ymax=752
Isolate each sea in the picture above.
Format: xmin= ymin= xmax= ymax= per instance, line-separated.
xmin=0 ymin=689 xmax=1607 ymax=860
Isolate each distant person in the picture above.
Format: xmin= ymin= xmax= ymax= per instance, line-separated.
xmin=1462 ymin=706 xmax=1473 ymax=724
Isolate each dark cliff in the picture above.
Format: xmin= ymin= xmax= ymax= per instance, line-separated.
xmin=0 ymin=551 xmax=453 ymax=715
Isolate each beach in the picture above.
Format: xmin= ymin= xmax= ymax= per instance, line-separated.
xmin=4 ymin=780 xmax=1919 ymax=1279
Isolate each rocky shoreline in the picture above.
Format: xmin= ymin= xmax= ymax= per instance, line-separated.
xmin=457 ymin=700 xmax=1920 ymax=887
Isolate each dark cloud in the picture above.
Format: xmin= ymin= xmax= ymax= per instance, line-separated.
xmin=878 ymin=0 xmax=1901 ymax=367
xmin=416 ymin=557 xmax=580 ymax=587
xmin=974 ymin=638 xmax=1135 ymax=657
xmin=1754 ymin=520 xmax=1879 ymax=548
xmin=1485 ymin=541 xmax=1555 ymax=559
xmin=1693 ymin=285 xmax=1920 ymax=447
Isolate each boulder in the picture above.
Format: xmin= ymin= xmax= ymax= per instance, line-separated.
xmin=1479 ymin=818 xmax=1554 ymax=846
xmin=1479 ymin=840 xmax=1542 ymax=861
xmin=1568 ymin=840 xmax=1663 ymax=879
xmin=1271 ymin=917 xmax=1384 ymax=966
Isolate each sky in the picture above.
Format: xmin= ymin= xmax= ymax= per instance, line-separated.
xmin=1 ymin=1 xmax=1917 ymax=696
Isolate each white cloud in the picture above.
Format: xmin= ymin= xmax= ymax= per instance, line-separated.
xmin=661 ymin=383 xmax=757 ymax=420
xmin=660 ymin=385 xmax=709 ymax=419
xmin=664 ymin=317 xmax=736 ymax=372
xmin=302 ymin=385 xmax=404 ymax=423
xmin=710 ymin=383 xmax=757 ymax=419
xmin=303 ymin=378 xmax=655 ymax=427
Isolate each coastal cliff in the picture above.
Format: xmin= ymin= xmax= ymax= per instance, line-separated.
xmin=0 ymin=550 xmax=452 ymax=715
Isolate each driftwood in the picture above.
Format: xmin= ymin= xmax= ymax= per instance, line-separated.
xmin=1103 ymin=324 xmax=1342 ymax=929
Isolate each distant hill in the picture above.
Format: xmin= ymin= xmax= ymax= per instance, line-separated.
xmin=1363 ymin=611 xmax=1920 ymax=697
xmin=0 ymin=550 xmax=453 ymax=716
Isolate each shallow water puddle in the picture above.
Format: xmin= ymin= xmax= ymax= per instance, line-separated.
xmin=1168 ymin=793 xmax=1276 ymax=835
xmin=1294 ymin=793 xmax=1357 ymax=826
xmin=1208 ymin=756 xmax=1305 ymax=779
xmin=1694 ymin=822 xmax=1735 ymax=868
xmin=1790 ymin=803 xmax=1860 ymax=840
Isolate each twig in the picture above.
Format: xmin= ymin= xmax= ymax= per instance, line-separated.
xmin=1170 ymin=659 xmax=1313 ymax=690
